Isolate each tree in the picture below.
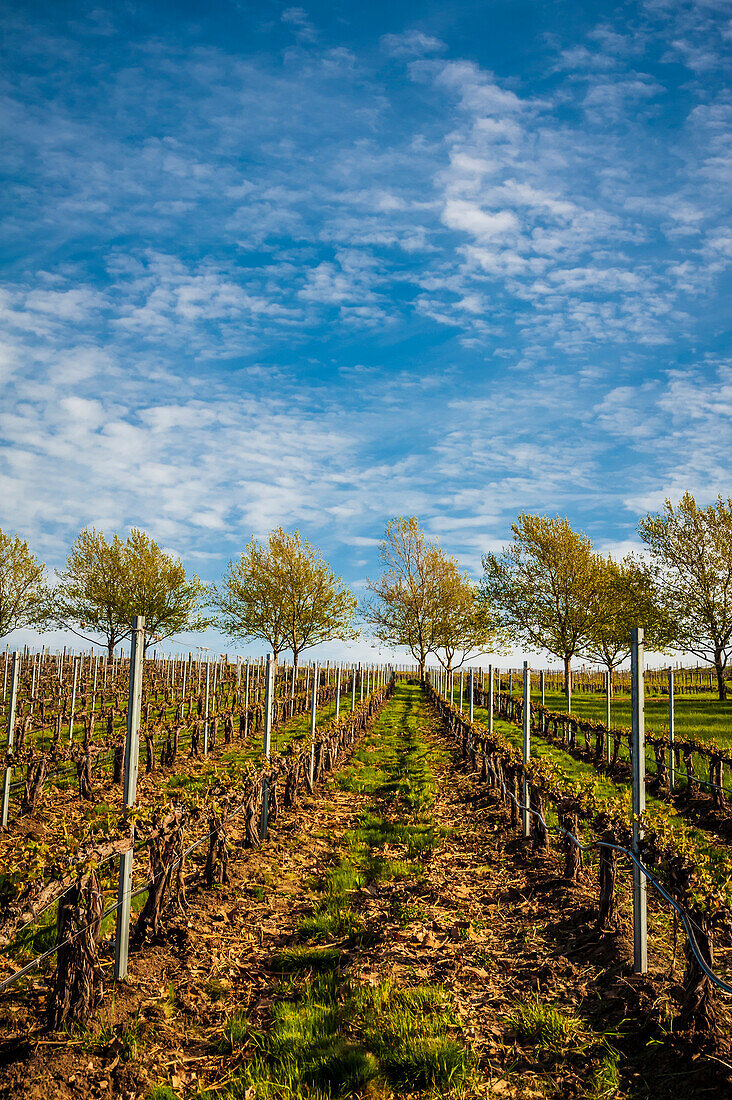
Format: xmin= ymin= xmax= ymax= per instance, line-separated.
xmin=482 ymin=514 xmax=602 ymax=704
xmin=0 ymin=529 xmax=49 ymax=639
xmin=639 ymin=493 xmax=732 ymax=700
xmin=276 ymin=529 xmax=358 ymax=667
xmin=212 ymin=528 xmax=357 ymax=665
xmin=54 ymin=528 xmax=207 ymax=658
xmin=53 ymin=529 xmax=129 ymax=658
xmin=433 ymin=558 xmax=504 ymax=672
xmin=363 ymin=517 xmax=445 ymax=684
xmin=580 ymin=554 xmax=674 ymax=689
xmin=121 ymin=529 xmax=209 ymax=654
xmin=212 ymin=535 xmax=288 ymax=661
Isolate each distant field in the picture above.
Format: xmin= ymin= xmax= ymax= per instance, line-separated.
xmin=451 ymin=681 xmax=732 ymax=750
xmin=534 ymin=688 xmax=732 ymax=749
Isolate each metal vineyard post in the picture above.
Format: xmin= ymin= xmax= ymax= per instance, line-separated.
xmin=260 ymin=653 xmax=274 ymax=840
xmin=668 ymin=668 xmax=675 ymax=790
xmin=309 ymin=665 xmax=318 ymax=784
xmin=115 ymin=616 xmax=145 ymax=982
xmin=1 ymin=653 xmax=19 ymax=830
xmin=631 ymin=627 xmax=647 ymax=974
xmin=522 ymin=661 xmax=530 ymax=839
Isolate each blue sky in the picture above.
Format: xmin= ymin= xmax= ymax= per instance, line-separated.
xmin=1 ymin=0 xmax=731 ymax=661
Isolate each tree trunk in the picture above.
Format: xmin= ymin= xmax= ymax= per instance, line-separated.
xmin=563 ymin=654 xmax=572 ymax=708
xmin=715 ymin=655 xmax=727 ymax=701
xmin=107 ymin=637 xmax=115 ymax=662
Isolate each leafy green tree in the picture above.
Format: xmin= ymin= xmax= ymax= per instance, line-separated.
xmin=53 ymin=529 xmax=128 ymax=657
xmin=433 ymin=558 xmax=505 ymax=672
xmin=212 ymin=527 xmax=357 ymax=665
xmin=364 ymin=517 xmax=445 ymax=684
xmin=212 ymin=534 xmax=289 ymax=661
xmin=482 ymin=513 xmax=602 ymax=705
xmin=276 ymin=529 xmax=358 ymax=667
xmin=121 ymin=529 xmax=209 ymax=654
xmin=580 ymin=555 xmax=674 ymax=690
xmin=54 ymin=528 xmax=207 ymax=658
xmin=0 ymin=529 xmax=49 ymax=639
xmin=639 ymin=492 xmax=732 ymax=700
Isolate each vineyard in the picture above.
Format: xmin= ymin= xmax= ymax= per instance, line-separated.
xmin=0 ymin=635 xmax=730 ymax=1100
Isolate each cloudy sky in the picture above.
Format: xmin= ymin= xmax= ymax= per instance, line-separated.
xmin=1 ymin=0 xmax=731 ymax=659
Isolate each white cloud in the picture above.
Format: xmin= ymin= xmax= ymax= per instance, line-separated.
xmin=442 ymin=200 xmax=519 ymax=240
xmin=381 ymin=30 xmax=446 ymax=58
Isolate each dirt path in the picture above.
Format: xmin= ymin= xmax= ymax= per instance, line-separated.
xmin=1 ymin=683 xmax=729 ymax=1100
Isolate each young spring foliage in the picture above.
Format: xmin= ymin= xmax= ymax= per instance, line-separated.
xmin=432 ymin=556 xmax=506 ymax=673
xmin=639 ymin=492 xmax=732 ymax=700
xmin=53 ymin=527 xmax=208 ymax=657
xmin=212 ymin=527 xmax=357 ymax=664
xmin=364 ymin=518 xmax=444 ymax=683
xmin=482 ymin=513 xmax=601 ymax=693
xmin=580 ymin=554 xmax=673 ymax=679
xmin=0 ymin=528 xmax=49 ymax=639
xmin=365 ymin=517 xmax=495 ymax=682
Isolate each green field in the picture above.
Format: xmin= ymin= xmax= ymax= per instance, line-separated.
xmin=534 ymin=688 xmax=732 ymax=749
xmin=448 ymin=678 xmax=732 ymax=749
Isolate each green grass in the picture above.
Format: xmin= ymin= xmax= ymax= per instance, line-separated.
xmin=16 ymin=685 xmax=345 ymax=807
xmin=470 ymin=698 xmax=732 ymax=875
xmin=208 ymin=682 xmax=477 ymax=1100
xmin=538 ymin=687 xmax=732 ymax=750
xmin=213 ymin=971 xmax=473 ymax=1099
xmin=507 ymin=993 xmax=582 ymax=1051
xmin=271 ymin=946 xmax=348 ymax=973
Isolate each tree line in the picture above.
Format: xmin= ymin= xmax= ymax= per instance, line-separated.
xmin=2 ymin=491 xmax=732 ymax=697
xmin=0 ymin=526 xmax=357 ymax=664
xmin=481 ymin=493 xmax=732 ymax=701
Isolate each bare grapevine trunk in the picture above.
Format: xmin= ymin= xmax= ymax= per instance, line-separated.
xmin=47 ymin=871 xmax=103 ymax=1030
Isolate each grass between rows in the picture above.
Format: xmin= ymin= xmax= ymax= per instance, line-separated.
xmin=204 ymin=681 xmax=478 ymax=1100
